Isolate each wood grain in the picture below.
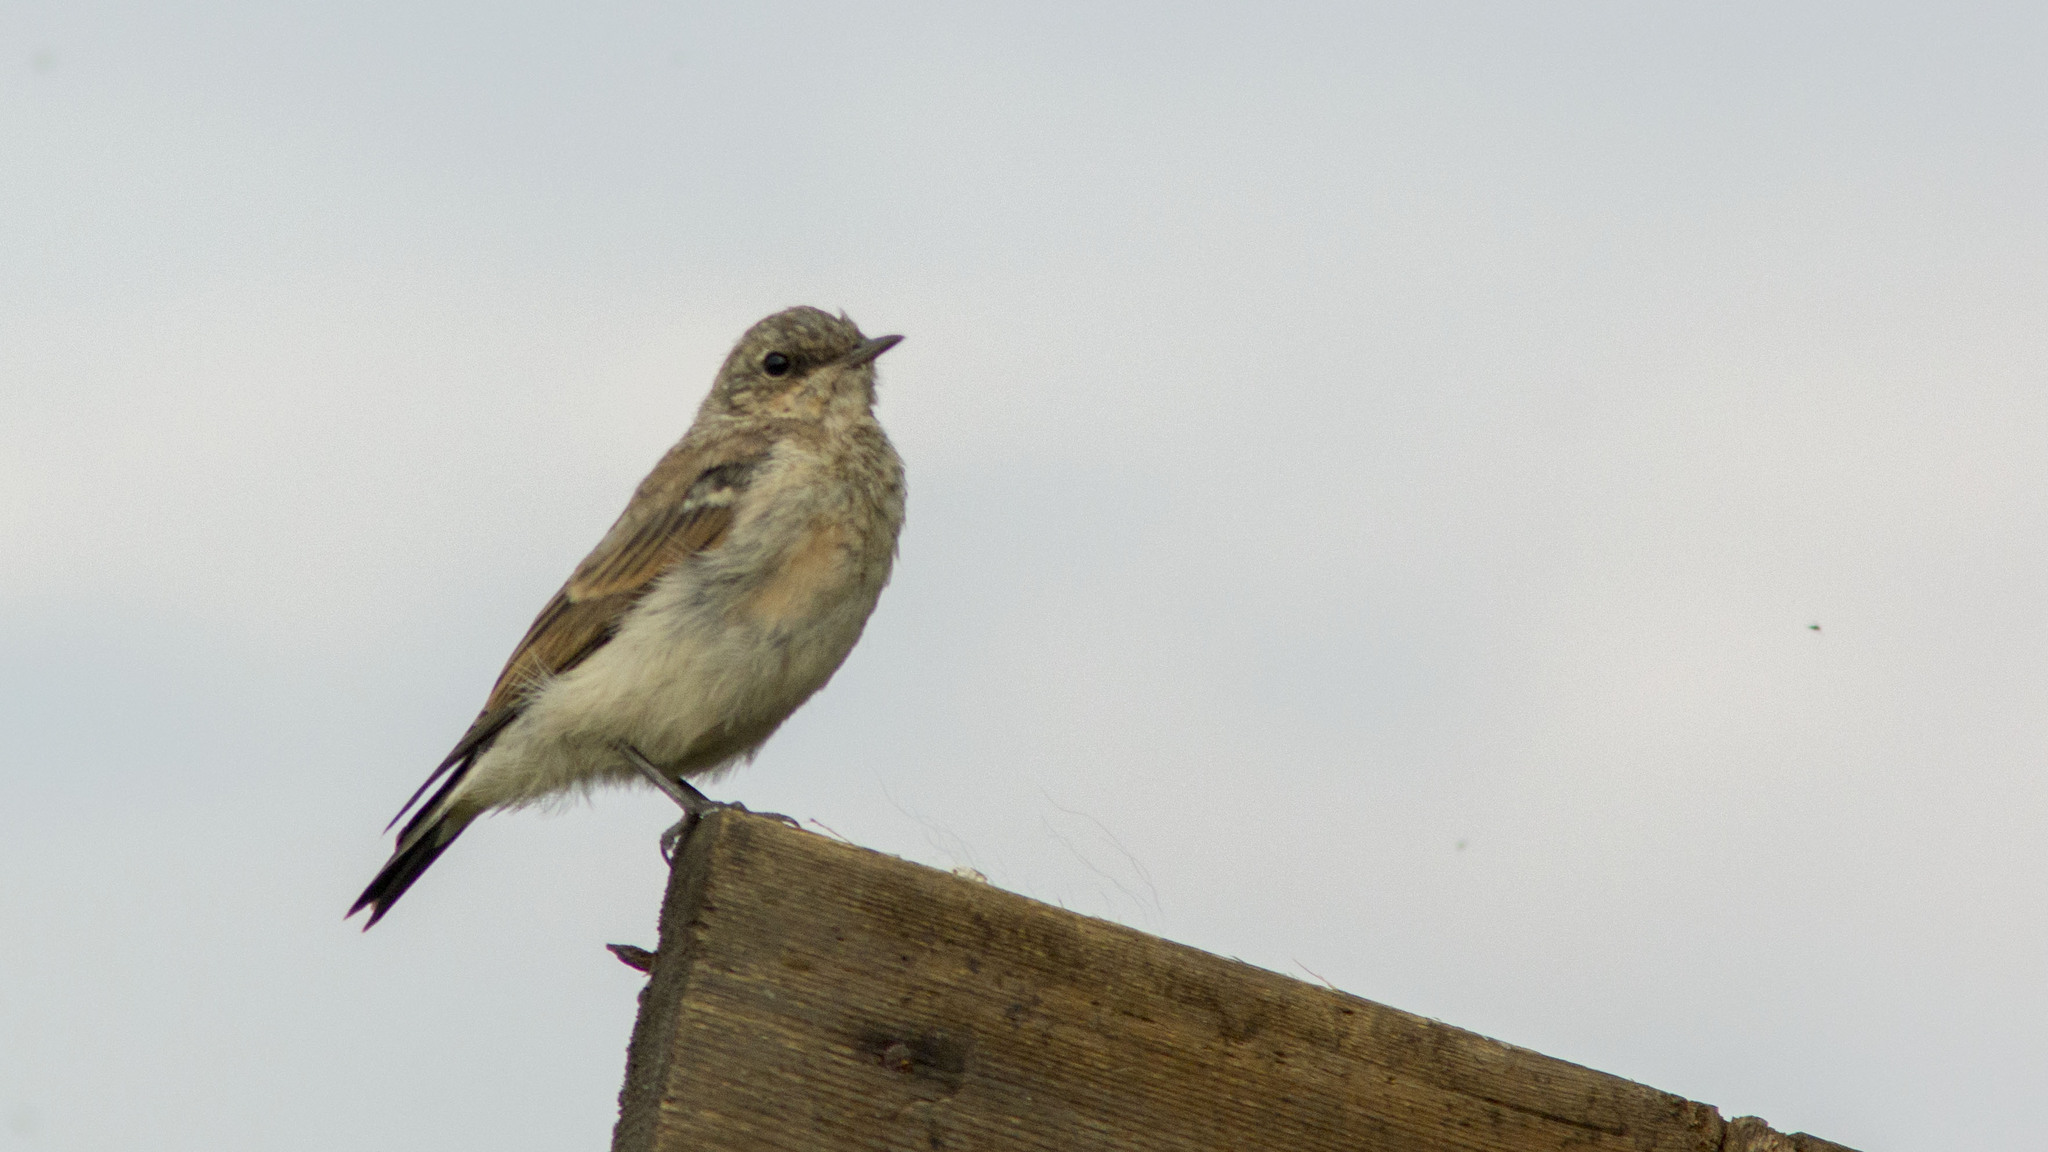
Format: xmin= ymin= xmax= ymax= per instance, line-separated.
xmin=612 ymin=810 xmax=1858 ymax=1152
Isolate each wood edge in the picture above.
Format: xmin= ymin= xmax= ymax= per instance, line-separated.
xmin=610 ymin=810 xmax=741 ymax=1152
xmin=1719 ymin=1114 xmax=1863 ymax=1152
xmin=1790 ymin=1135 xmax=1862 ymax=1152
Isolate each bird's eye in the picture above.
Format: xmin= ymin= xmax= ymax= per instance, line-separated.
xmin=762 ymin=352 xmax=791 ymax=377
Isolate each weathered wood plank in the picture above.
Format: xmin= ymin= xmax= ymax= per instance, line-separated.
xmin=613 ymin=810 xmax=1856 ymax=1152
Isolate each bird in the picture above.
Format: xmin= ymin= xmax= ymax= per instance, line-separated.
xmin=350 ymin=306 xmax=906 ymax=927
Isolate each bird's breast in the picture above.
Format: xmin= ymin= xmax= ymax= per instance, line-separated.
xmin=739 ymin=520 xmax=853 ymax=628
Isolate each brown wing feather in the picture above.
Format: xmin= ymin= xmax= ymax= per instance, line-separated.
xmin=563 ymin=488 xmax=738 ymax=603
xmin=487 ymin=433 xmax=771 ymax=703
xmin=387 ymin=434 xmax=772 ymax=830
xmin=478 ymin=585 xmax=655 ymax=714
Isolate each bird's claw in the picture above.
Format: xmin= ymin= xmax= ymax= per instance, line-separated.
xmin=658 ymin=815 xmax=697 ymax=863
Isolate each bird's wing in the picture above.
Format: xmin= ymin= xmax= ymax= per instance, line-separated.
xmin=387 ymin=434 xmax=773 ymax=830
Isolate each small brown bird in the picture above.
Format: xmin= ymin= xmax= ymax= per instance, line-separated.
xmin=351 ymin=307 xmax=906 ymax=927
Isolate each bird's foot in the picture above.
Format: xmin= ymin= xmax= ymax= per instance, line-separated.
xmin=654 ymin=802 xmax=801 ymax=862
xmin=616 ymin=743 xmax=798 ymax=863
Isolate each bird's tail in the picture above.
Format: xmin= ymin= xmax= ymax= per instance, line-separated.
xmin=349 ymin=791 xmax=479 ymax=929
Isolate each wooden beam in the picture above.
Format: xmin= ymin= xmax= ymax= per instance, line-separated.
xmin=612 ymin=810 xmax=1858 ymax=1152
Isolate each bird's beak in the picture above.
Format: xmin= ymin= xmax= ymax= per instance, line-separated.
xmin=841 ymin=334 xmax=904 ymax=368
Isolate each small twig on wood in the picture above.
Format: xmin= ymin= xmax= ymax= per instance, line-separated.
xmin=608 ymin=943 xmax=655 ymax=973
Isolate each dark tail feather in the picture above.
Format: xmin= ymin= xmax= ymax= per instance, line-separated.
xmin=387 ymin=709 xmax=515 ymax=832
xmin=350 ymin=815 xmax=469 ymax=928
xmin=351 ymin=786 xmax=475 ymax=928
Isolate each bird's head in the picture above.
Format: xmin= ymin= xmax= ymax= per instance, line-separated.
xmin=708 ymin=306 xmax=902 ymax=420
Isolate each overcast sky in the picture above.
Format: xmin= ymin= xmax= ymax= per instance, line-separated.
xmin=5 ymin=3 xmax=2046 ymax=1148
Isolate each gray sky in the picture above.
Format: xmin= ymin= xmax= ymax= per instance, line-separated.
xmin=5 ymin=2 xmax=2045 ymax=1148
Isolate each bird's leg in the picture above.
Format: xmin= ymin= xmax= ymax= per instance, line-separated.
xmin=616 ymin=743 xmax=711 ymax=862
xmin=615 ymin=743 xmax=798 ymax=863
xmin=617 ymin=743 xmax=715 ymax=814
